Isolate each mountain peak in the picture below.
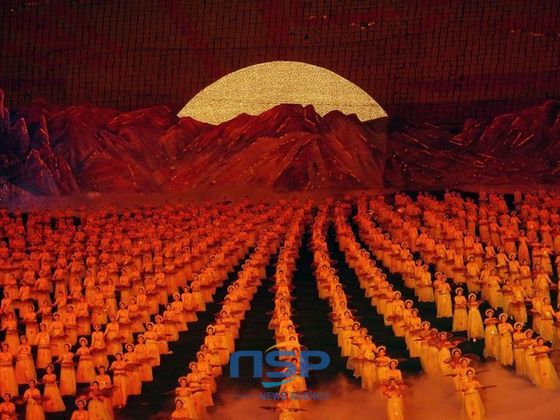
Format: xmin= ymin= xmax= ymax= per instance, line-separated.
xmin=2 ymin=89 xmax=559 ymax=198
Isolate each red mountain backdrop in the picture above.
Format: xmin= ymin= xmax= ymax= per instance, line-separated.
xmin=0 ymin=88 xmax=559 ymax=199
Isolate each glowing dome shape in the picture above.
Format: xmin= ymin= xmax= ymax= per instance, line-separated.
xmin=178 ymin=61 xmax=387 ymax=124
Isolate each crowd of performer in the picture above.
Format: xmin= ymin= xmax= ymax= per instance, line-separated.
xmin=0 ymin=189 xmax=559 ymax=419
xmin=171 ymin=204 xmax=309 ymax=419
xmin=0 ymin=201 xmax=293 ymax=419
xmin=346 ymin=189 xmax=560 ymax=419
xmin=313 ymin=203 xmax=407 ymax=420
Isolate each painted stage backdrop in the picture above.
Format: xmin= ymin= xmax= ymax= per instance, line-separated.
xmin=1 ymin=1 xmax=560 ymax=201
xmin=0 ymin=81 xmax=559 ymax=200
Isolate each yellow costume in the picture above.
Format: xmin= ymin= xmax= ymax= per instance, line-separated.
xmin=23 ymin=386 xmax=45 ymax=420
xmin=462 ymin=378 xmax=484 ymax=420
xmin=42 ymin=372 xmax=66 ymax=412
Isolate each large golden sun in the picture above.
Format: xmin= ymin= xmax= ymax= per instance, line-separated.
xmin=177 ymin=61 xmax=387 ymax=124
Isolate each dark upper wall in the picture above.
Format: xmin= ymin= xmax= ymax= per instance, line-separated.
xmin=1 ymin=0 xmax=559 ymax=124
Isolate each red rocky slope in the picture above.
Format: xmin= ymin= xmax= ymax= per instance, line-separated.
xmin=1 ymin=88 xmax=559 ymax=199
xmin=385 ymin=100 xmax=560 ymax=190
xmin=0 ymin=91 xmax=387 ymax=195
